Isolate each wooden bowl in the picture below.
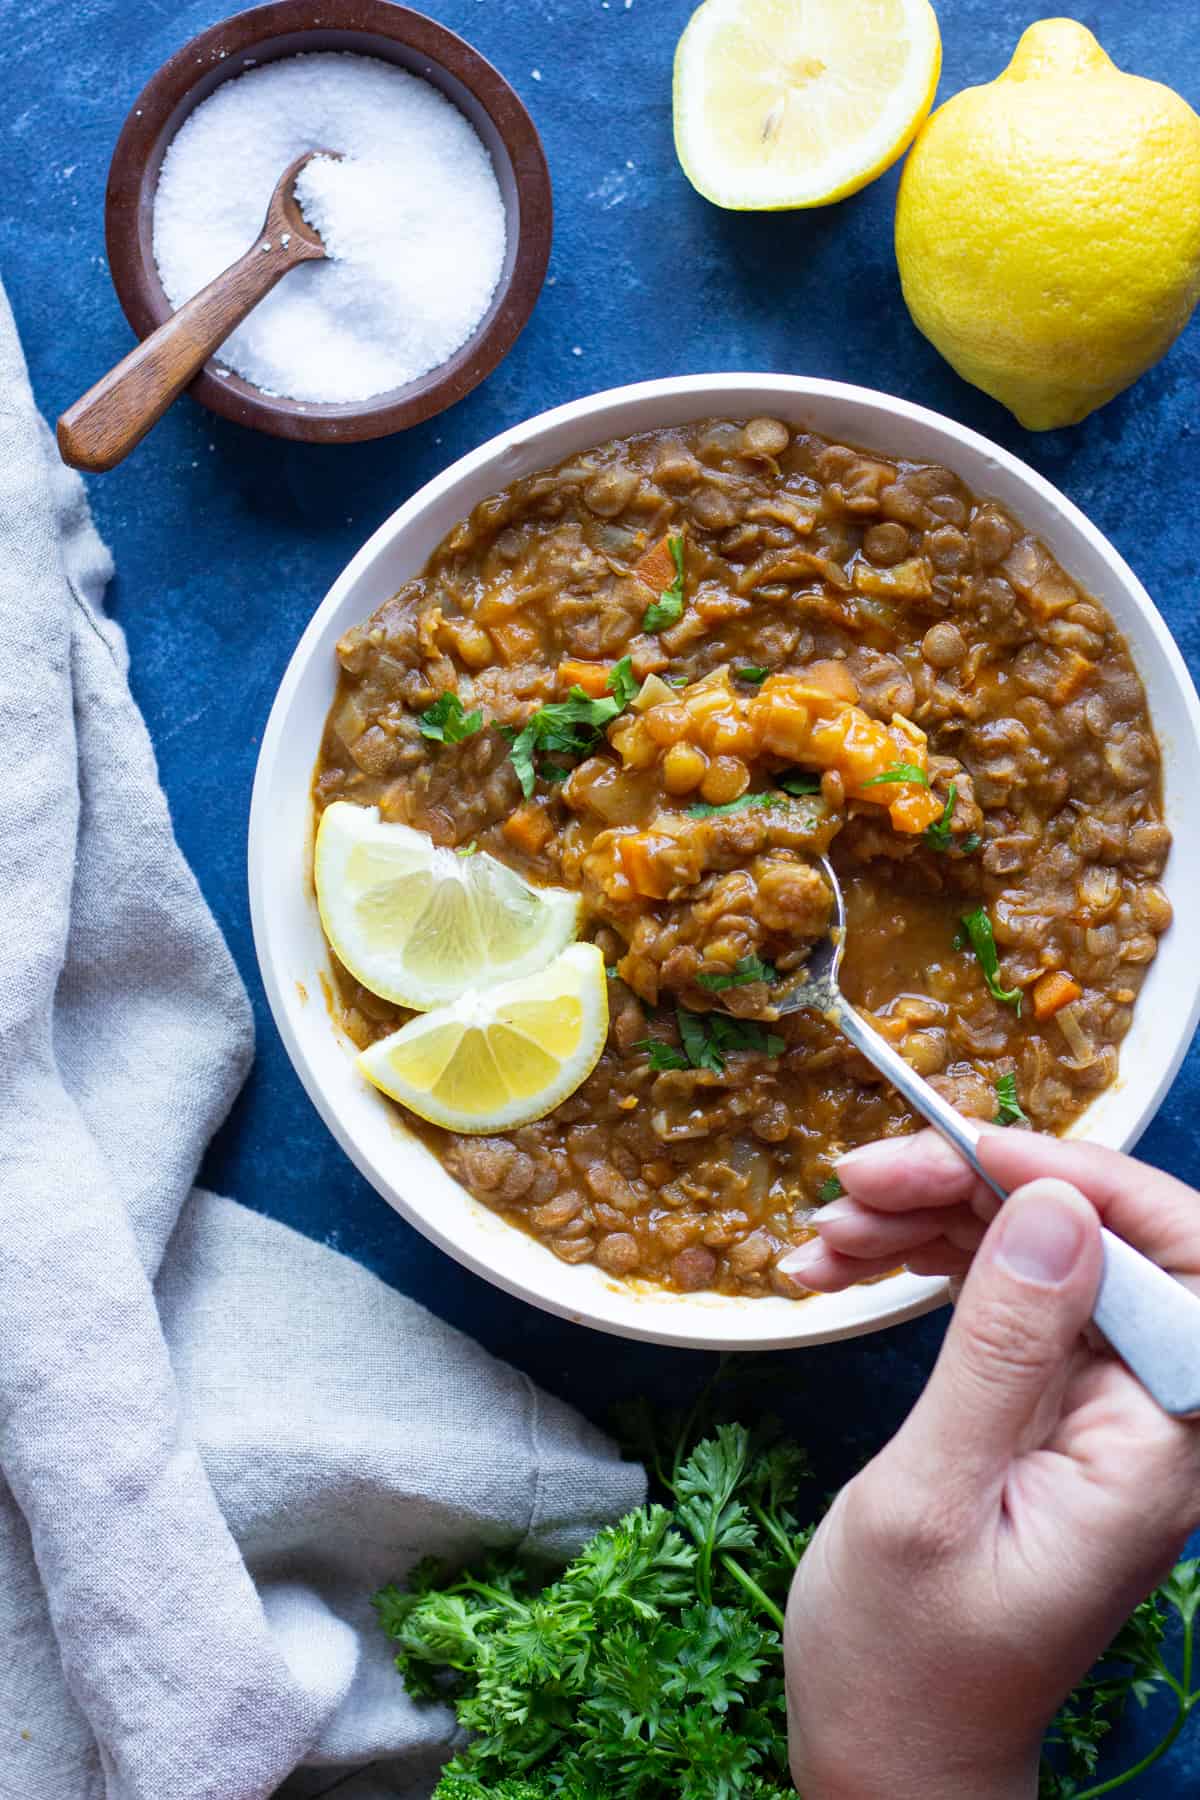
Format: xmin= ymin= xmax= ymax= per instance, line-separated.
xmin=105 ymin=0 xmax=552 ymax=443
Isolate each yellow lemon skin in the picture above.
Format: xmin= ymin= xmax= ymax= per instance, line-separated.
xmin=895 ymin=19 xmax=1200 ymax=430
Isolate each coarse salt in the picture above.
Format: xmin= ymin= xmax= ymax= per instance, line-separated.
xmin=152 ymin=53 xmax=507 ymax=404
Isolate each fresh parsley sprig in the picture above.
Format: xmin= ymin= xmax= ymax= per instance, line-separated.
xmin=418 ymin=692 xmax=484 ymax=743
xmin=505 ymin=656 xmax=636 ymax=797
xmin=955 ymin=904 xmax=1023 ymax=1015
xmin=375 ymin=1412 xmax=1200 ymax=1800
xmin=643 ymin=536 xmax=686 ymax=633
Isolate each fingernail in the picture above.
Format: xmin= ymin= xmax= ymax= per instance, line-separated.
xmin=777 ymin=1239 xmax=822 ymax=1276
xmin=994 ymin=1183 xmax=1087 ymax=1286
xmin=816 ymin=1198 xmax=852 ymax=1225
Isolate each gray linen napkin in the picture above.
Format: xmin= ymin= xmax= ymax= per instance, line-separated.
xmin=0 ymin=285 xmax=644 ymax=1800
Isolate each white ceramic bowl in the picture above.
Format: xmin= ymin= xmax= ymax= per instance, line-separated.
xmin=249 ymin=375 xmax=1200 ymax=1350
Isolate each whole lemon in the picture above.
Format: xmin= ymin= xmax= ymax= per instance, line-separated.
xmin=895 ymin=19 xmax=1200 ymax=430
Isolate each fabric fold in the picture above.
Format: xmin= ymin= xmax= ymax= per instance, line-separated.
xmin=0 ymin=285 xmax=642 ymax=1800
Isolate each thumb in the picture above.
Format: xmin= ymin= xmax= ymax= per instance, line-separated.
xmin=899 ymin=1178 xmax=1103 ymax=1484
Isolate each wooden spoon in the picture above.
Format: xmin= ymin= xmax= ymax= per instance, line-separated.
xmin=58 ymin=149 xmax=337 ymax=473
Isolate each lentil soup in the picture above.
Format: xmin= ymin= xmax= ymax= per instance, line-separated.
xmin=313 ymin=419 xmax=1170 ymax=1299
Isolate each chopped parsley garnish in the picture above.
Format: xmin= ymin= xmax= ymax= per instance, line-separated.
xmin=994 ymin=1072 xmax=1029 ymax=1127
xmin=678 ymin=1006 xmax=785 ymax=1074
xmin=642 ymin=536 xmax=686 ymax=633
xmin=455 ymin=842 xmax=478 ymax=857
xmin=697 ymin=954 xmax=777 ymax=992
xmin=606 ymin=653 xmax=639 ymax=709
xmin=776 ymin=769 xmax=821 ymax=796
xmin=687 ymin=774 xmax=821 ymax=819
xmin=636 ymin=1007 xmax=785 ymax=1075
xmin=417 ymin=691 xmax=483 ymax=743
xmin=666 ymin=673 xmax=688 ymax=686
xmin=860 ymin=762 xmax=929 ymax=788
xmin=956 ymin=904 xmax=1023 ymax=1014
xmin=505 ymin=657 xmax=636 ymax=797
xmin=924 ymin=782 xmax=982 ymax=855
xmin=735 ymin=665 xmax=769 ymax=684
xmin=817 ymin=1174 xmax=844 ymax=1203
xmin=687 ymin=791 xmax=778 ymax=820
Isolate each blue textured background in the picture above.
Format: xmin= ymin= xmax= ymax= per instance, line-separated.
xmin=4 ymin=0 xmax=1199 ymax=1786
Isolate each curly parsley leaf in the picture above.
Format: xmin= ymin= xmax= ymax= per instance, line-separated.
xmin=956 ymin=904 xmax=1023 ymax=1014
xmin=505 ymin=660 xmax=636 ymax=797
xmin=736 ymin=665 xmax=770 ymax=684
xmin=378 ymin=1409 xmax=1200 ymax=1800
xmin=816 ymin=1174 xmax=844 ymax=1203
xmin=643 ymin=536 xmax=686 ymax=633
xmin=418 ymin=692 xmax=484 ymax=744
xmin=860 ymin=762 xmax=929 ymax=788
xmin=697 ymin=954 xmax=777 ymax=992
xmin=994 ymin=1072 xmax=1029 ymax=1127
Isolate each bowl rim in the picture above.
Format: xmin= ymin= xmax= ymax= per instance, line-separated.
xmin=104 ymin=0 xmax=552 ymax=443
xmin=249 ymin=372 xmax=1200 ymax=1349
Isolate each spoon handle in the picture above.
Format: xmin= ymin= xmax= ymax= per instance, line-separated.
xmin=56 ymin=234 xmax=320 ymax=474
xmin=828 ymin=992 xmax=1200 ymax=1418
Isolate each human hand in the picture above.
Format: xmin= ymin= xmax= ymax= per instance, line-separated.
xmin=781 ymin=1131 xmax=1200 ymax=1799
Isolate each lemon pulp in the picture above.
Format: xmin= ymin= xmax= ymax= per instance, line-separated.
xmin=315 ymin=802 xmax=579 ymax=1011
xmin=673 ymin=0 xmax=941 ymax=210
xmin=357 ymin=943 xmax=609 ymax=1134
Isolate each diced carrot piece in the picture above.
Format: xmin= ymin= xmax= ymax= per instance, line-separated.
xmin=634 ymin=534 xmax=679 ymax=593
xmin=755 ymin=694 xmax=813 ymax=759
xmin=557 ymin=658 xmax=613 ymax=698
xmin=1049 ymin=650 xmax=1096 ymax=704
xmin=1033 ymin=970 xmax=1083 ymax=1021
xmin=502 ymin=804 xmax=554 ymax=856
xmin=888 ymin=788 xmax=945 ymax=834
xmin=618 ymin=833 xmax=675 ymax=900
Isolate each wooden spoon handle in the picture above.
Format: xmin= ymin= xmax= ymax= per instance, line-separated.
xmin=57 ymin=233 xmax=323 ymax=473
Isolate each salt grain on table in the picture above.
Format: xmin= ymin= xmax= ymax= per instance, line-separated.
xmin=152 ymin=53 xmax=507 ymax=404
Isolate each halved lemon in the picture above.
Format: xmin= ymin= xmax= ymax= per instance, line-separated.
xmin=673 ymin=0 xmax=942 ymax=211
xmin=315 ymin=802 xmax=580 ymax=1011
xmin=357 ymin=942 xmax=609 ymax=1133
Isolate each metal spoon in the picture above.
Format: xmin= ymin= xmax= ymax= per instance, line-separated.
xmin=57 ymin=150 xmax=338 ymax=474
xmin=767 ymin=856 xmax=1200 ymax=1418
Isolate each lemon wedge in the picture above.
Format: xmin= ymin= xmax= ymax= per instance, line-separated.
xmin=315 ymin=802 xmax=580 ymax=1011
xmin=673 ymin=0 xmax=942 ymax=210
xmin=357 ymin=942 xmax=609 ymax=1133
